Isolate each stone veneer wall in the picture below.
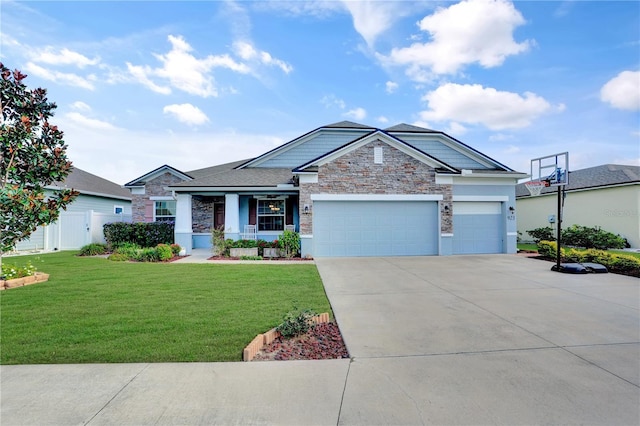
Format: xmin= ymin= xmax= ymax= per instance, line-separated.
xmin=192 ymin=198 xmax=214 ymax=233
xmin=131 ymin=172 xmax=186 ymax=222
xmin=299 ymin=140 xmax=453 ymax=234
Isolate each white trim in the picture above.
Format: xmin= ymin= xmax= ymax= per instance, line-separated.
xmin=507 ymin=232 xmax=518 ymax=236
xmin=300 ymin=234 xmax=313 ymax=238
xmin=453 ymin=195 xmax=508 ymax=202
xmin=299 ymin=174 xmax=318 ymax=184
xmin=170 ymin=186 xmax=296 ymax=192
xmin=451 ymin=176 xmax=522 ymax=185
xmin=150 ymin=196 xmax=175 ymax=201
xmin=130 ymin=187 xmax=145 ymax=195
xmin=435 ymin=175 xmax=454 ymax=185
xmin=441 ymin=233 xmax=454 ymax=237
xmin=311 ymin=194 xmax=443 ymax=201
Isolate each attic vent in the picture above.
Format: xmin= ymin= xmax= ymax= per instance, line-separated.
xmin=374 ymin=146 xmax=383 ymax=164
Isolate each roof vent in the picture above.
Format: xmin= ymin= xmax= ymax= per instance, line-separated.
xmin=374 ymin=146 xmax=383 ymax=164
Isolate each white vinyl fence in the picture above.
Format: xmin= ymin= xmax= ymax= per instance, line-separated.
xmin=13 ymin=211 xmax=132 ymax=252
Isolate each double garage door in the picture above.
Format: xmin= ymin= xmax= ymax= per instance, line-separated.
xmin=313 ymin=200 xmax=504 ymax=257
xmin=313 ymin=201 xmax=439 ymax=257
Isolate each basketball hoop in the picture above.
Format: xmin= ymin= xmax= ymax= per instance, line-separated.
xmin=525 ymin=180 xmax=546 ymax=196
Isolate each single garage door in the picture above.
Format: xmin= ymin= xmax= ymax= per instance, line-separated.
xmin=453 ymin=202 xmax=503 ymax=254
xmin=313 ymin=201 xmax=438 ymax=257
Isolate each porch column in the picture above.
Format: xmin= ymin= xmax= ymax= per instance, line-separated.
xmin=175 ymin=193 xmax=193 ymax=254
xmin=224 ymin=193 xmax=240 ymax=240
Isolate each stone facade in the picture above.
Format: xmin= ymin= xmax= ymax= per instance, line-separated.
xmin=299 ymin=140 xmax=453 ymax=234
xmin=192 ymin=198 xmax=217 ymax=233
xmin=131 ymin=172 xmax=186 ymax=222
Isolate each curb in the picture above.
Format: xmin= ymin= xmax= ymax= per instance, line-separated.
xmin=243 ymin=313 xmax=330 ymax=361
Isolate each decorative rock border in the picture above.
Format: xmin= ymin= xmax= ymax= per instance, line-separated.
xmin=243 ymin=312 xmax=330 ymax=361
xmin=1 ymin=272 xmax=50 ymax=290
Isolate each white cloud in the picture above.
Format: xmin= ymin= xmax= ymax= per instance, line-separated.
xmin=163 ymin=103 xmax=210 ymax=126
xmin=445 ymin=121 xmax=467 ymax=136
xmin=385 ymin=81 xmax=398 ymax=94
xmin=321 ymin=94 xmax=346 ymax=109
xmin=377 ymin=116 xmax=389 ymax=124
xmin=64 ymin=112 xmax=117 ymax=130
xmin=24 ymin=62 xmax=95 ymax=90
xmin=382 ymin=0 xmax=532 ymax=77
xmin=600 ymin=70 xmax=640 ymax=111
xmin=343 ymin=107 xmax=367 ymax=121
xmin=420 ymin=83 xmax=556 ymax=130
xmin=232 ymin=41 xmax=293 ymax=74
xmin=70 ymin=101 xmax=91 ymax=111
xmin=341 ymin=1 xmax=407 ymax=47
xmin=128 ymin=34 xmax=251 ymax=97
xmin=29 ymin=47 xmax=100 ymax=68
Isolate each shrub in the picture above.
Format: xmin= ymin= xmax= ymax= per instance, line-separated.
xmin=1 ymin=261 xmax=36 ymax=280
xmin=562 ymin=225 xmax=625 ymax=250
xmin=113 ymin=242 xmax=141 ymax=259
xmin=104 ymin=222 xmax=174 ymax=249
xmin=135 ymin=247 xmax=161 ymax=262
xmin=232 ymin=239 xmax=258 ymax=248
xmin=239 ymin=255 xmax=263 ymax=260
xmin=277 ymin=308 xmax=317 ymax=338
xmin=538 ymin=242 xmax=640 ymax=277
xmin=211 ymin=226 xmax=230 ymax=256
xmin=170 ymin=244 xmax=182 ymax=256
xmin=156 ymin=244 xmax=174 ymax=261
xmin=107 ymin=253 xmax=129 ymax=262
xmin=278 ymin=230 xmax=300 ymax=258
xmin=527 ymin=227 xmax=555 ymax=243
xmin=78 ymin=243 xmax=108 ymax=256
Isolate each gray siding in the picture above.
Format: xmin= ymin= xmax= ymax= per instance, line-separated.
xmin=259 ymin=129 xmax=372 ymax=168
xmin=395 ymin=135 xmax=489 ymax=169
xmin=62 ymin=193 xmax=132 ymax=215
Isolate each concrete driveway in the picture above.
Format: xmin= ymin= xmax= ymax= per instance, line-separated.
xmin=2 ymin=255 xmax=638 ymax=425
xmin=315 ymin=255 xmax=639 ymax=425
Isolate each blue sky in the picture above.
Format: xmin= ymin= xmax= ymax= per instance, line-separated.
xmin=2 ymin=0 xmax=638 ymax=184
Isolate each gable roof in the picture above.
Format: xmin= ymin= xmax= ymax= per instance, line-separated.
xmin=49 ymin=167 xmax=132 ymax=201
xmin=384 ymin=123 xmax=436 ymax=132
xmin=516 ymin=164 xmax=639 ymax=197
xmin=293 ymin=129 xmax=459 ymax=173
xmin=187 ymin=159 xmax=251 ymax=179
xmin=124 ymin=164 xmax=193 ymax=187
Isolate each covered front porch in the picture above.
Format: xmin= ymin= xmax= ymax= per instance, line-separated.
xmin=174 ymin=192 xmax=300 ymax=254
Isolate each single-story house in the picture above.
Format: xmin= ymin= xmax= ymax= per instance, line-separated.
xmin=124 ymin=121 xmax=526 ymax=257
xmin=14 ymin=167 xmax=132 ymax=252
xmin=516 ymin=164 xmax=639 ymax=248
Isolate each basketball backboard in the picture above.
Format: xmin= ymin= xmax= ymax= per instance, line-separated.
xmin=530 ymin=152 xmax=569 ymax=187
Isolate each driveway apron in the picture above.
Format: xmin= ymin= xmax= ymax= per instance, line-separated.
xmin=315 ymin=255 xmax=640 ymax=425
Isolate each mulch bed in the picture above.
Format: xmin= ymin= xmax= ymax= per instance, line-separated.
xmin=253 ymin=322 xmax=349 ymax=361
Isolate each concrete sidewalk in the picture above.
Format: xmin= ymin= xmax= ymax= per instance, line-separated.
xmin=1 ymin=255 xmax=638 ymax=425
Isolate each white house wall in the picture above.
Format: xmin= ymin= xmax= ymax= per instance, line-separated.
xmin=517 ymin=185 xmax=639 ymax=248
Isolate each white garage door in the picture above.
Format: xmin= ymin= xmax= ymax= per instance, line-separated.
xmin=453 ymin=202 xmax=503 ymax=254
xmin=313 ymin=201 xmax=438 ymax=257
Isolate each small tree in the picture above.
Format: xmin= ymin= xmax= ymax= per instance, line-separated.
xmin=0 ymin=63 xmax=78 ymax=271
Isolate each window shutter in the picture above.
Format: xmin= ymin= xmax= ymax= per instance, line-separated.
xmin=286 ymin=198 xmax=294 ymax=226
xmin=249 ymin=198 xmax=257 ymax=225
xmin=145 ymin=200 xmax=154 ymax=222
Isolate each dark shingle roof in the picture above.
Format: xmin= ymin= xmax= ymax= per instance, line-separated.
xmin=385 ymin=123 xmax=436 ymax=132
xmin=187 ymin=159 xmax=252 ymax=178
xmin=324 ymin=121 xmax=375 ymax=129
xmin=516 ymin=164 xmax=639 ymax=197
xmin=171 ymin=167 xmax=294 ymax=188
xmin=52 ymin=167 xmax=132 ymax=200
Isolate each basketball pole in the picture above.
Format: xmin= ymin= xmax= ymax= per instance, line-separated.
xmin=556 ymin=184 xmax=562 ymax=272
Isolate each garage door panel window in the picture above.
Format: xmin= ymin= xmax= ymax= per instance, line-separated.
xmin=258 ymin=200 xmax=285 ymax=231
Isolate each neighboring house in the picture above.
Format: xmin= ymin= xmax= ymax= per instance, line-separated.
xmin=516 ymin=164 xmax=639 ymax=248
xmin=124 ymin=121 xmax=526 ymax=257
xmin=14 ymin=167 xmax=132 ymax=252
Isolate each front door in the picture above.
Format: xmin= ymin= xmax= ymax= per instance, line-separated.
xmin=214 ymin=203 xmax=225 ymax=229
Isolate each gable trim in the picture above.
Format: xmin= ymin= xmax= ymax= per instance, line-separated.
xmin=124 ymin=165 xmax=193 ymax=187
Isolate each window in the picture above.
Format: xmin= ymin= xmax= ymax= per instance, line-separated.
xmin=257 ymin=199 xmax=285 ymax=231
xmin=154 ymin=200 xmax=176 ymax=222
xmin=114 ymin=205 xmax=124 ymax=214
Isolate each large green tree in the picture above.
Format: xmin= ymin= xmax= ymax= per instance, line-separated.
xmin=1 ymin=63 xmax=78 ymax=271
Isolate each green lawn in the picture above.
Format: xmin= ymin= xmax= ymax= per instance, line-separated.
xmin=0 ymin=251 xmax=332 ymax=364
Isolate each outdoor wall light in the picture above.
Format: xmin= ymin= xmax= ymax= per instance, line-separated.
xmin=443 ymin=205 xmax=449 ymax=212
xmin=509 ymin=206 xmax=515 ymax=213
xmin=303 ymin=204 xmax=310 ymax=215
